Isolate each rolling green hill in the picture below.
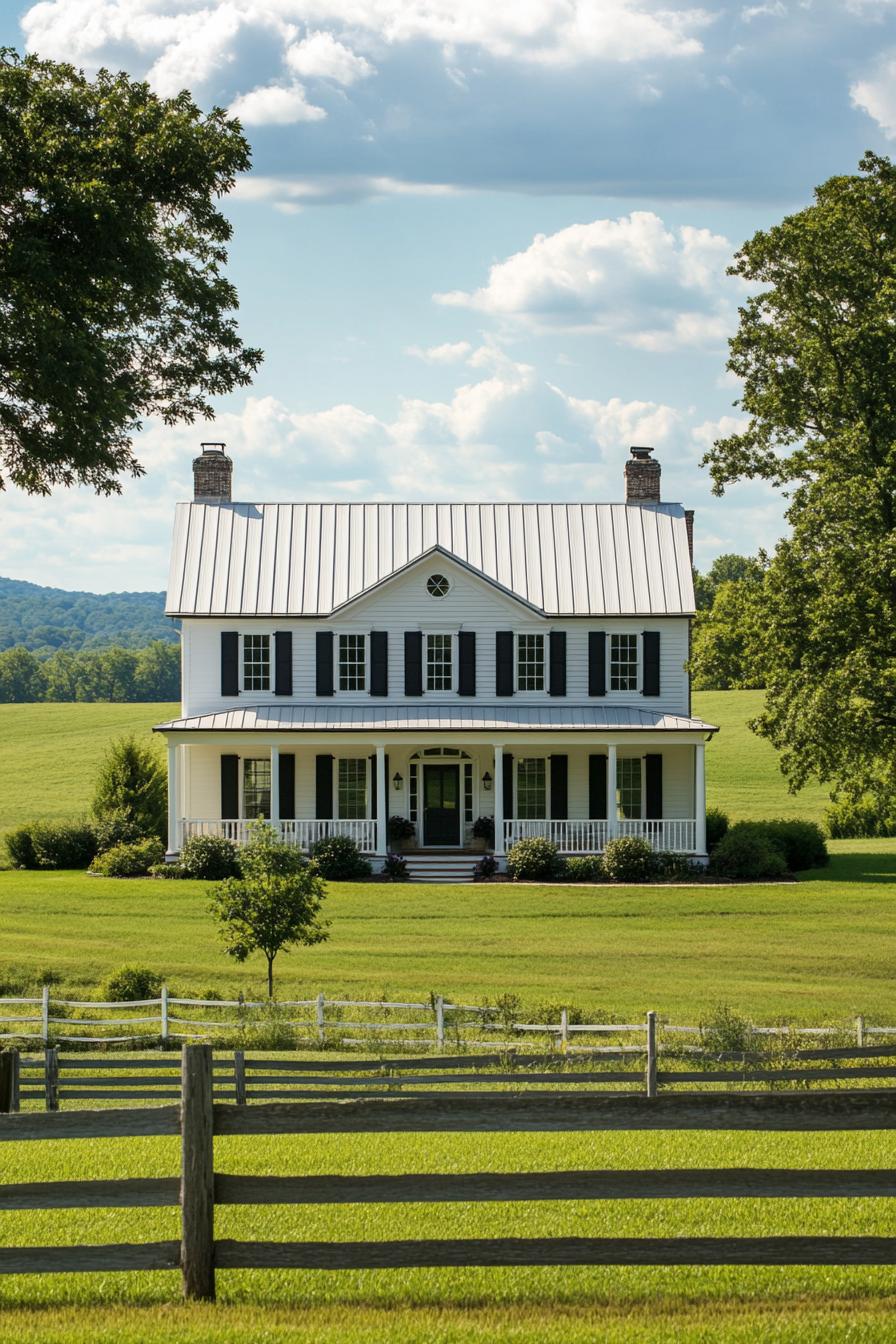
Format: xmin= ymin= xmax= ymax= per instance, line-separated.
xmin=0 ymin=574 xmax=172 ymax=654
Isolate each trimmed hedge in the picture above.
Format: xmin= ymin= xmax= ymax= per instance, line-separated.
xmin=709 ymin=826 xmax=788 ymax=880
xmin=179 ymin=834 xmax=241 ymax=880
xmin=31 ymin=820 xmax=97 ymax=870
xmin=601 ymin=835 xmax=656 ymax=883
xmin=506 ymin=837 xmax=563 ymax=881
xmin=310 ymin=834 xmax=372 ymax=880
xmin=562 ymin=855 xmax=604 ymax=883
xmin=705 ymin=807 xmax=729 ymax=853
xmin=89 ymin=837 xmax=165 ymax=877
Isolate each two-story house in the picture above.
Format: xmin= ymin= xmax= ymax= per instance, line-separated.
xmin=156 ymin=443 xmax=717 ymax=879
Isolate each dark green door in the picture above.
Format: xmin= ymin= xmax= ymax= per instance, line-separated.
xmin=423 ymin=765 xmax=461 ymax=846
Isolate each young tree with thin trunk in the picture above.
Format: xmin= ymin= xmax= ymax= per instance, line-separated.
xmin=209 ymin=823 xmax=329 ymax=998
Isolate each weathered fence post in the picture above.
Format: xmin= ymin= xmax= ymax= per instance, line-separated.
xmin=560 ymin=1008 xmax=569 ymax=1054
xmin=44 ymin=1046 xmax=59 ymax=1112
xmin=234 ymin=1049 xmax=246 ymax=1105
xmin=645 ymin=1011 xmax=657 ymax=1099
xmin=181 ymin=1043 xmax=215 ymax=1301
xmin=856 ymin=1015 xmax=866 ymax=1048
xmin=41 ymin=984 xmax=50 ymax=1045
xmin=161 ymin=985 xmax=170 ymax=1044
xmin=316 ymin=992 xmax=326 ymax=1045
xmin=435 ymin=996 xmax=445 ymax=1051
xmin=0 ymin=1048 xmax=19 ymax=1113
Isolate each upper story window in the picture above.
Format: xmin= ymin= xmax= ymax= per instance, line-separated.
xmin=517 ymin=633 xmax=545 ymax=691
xmin=426 ymin=634 xmax=453 ymax=691
xmin=427 ymin=574 xmax=450 ymax=597
xmin=243 ymin=634 xmax=270 ymax=691
xmin=616 ymin=757 xmax=642 ymax=819
xmin=610 ymin=633 xmax=638 ymax=691
xmin=516 ymin=757 xmax=547 ymax=819
xmin=339 ymin=634 xmax=366 ymax=691
xmin=338 ymin=758 xmax=368 ymax=819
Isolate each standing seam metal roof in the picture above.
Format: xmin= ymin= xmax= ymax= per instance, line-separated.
xmin=166 ymin=501 xmax=695 ymax=618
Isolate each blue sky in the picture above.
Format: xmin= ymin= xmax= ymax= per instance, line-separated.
xmin=1 ymin=0 xmax=895 ymax=593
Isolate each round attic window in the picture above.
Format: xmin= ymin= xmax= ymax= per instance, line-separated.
xmin=427 ymin=574 xmax=450 ymax=598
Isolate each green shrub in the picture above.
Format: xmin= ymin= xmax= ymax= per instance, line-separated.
xmin=92 ymin=811 xmax=145 ymax=854
xmin=601 ymin=835 xmax=657 ymax=883
xmin=310 ymin=834 xmax=372 ymax=880
xmin=699 ymin=1003 xmax=755 ymax=1054
xmin=562 ymin=854 xmax=604 ymax=883
xmin=101 ymin=965 xmax=163 ymax=1001
xmin=180 ymin=833 xmax=241 ymax=880
xmin=653 ymin=851 xmax=701 ymax=882
xmin=506 ymin=837 xmax=562 ymax=881
xmin=5 ymin=824 xmax=37 ymax=869
xmin=473 ymin=854 xmax=498 ymax=880
xmin=30 ymin=820 xmax=97 ymax=870
xmin=709 ymin=825 xmax=788 ymax=880
xmin=148 ymin=861 xmax=185 ymax=879
xmin=705 ymin=807 xmax=729 ymax=852
xmin=92 ymin=735 xmax=167 ymax=842
xmin=825 ymin=794 xmax=896 ymax=839
xmin=90 ymin=837 xmax=165 ymax=877
xmin=381 ymin=852 xmax=410 ymax=881
xmin=760 ymin=819 xmax=828 ymax=870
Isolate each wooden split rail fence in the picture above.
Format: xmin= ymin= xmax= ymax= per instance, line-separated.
xmin=1 ymin=1045 xmax=896 ymax=1299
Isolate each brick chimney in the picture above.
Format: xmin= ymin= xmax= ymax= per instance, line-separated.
xmin=193 ymin=442 xmax=232 ymax=502
xmin=624 ymin=445 xmax=661 ymax=504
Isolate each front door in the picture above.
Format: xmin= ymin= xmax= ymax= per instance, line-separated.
xmin=423 ymin=765 xmax=461 ymax=846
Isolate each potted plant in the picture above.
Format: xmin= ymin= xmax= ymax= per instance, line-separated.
xmin=471 ymin=815 xmax=495 ymax=852
xmin=388 ymin=815 xmax=417 ymax=851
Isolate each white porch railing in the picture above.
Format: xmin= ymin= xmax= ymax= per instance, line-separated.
xmin=182 ymin=819 xmax=378 ymax=853
xmin=503 ymin=819 xmax=698 ymax=854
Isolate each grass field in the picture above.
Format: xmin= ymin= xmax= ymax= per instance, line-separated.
xmin=0 ymin=691 xmax=831 ymax=835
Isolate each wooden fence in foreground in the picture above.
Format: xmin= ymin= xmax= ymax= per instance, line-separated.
xmin=2 ymin=1045 xmax=896 ymax=1299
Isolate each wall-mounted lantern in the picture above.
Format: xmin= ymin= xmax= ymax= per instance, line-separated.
xmin=482 ymin=771 xmax=493 ymax=791
xmin=393 ymin=772 xmax=404 ymax=791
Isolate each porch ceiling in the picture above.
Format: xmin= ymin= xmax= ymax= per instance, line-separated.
xmin=154 ymin=703 xmax=718 ymax=734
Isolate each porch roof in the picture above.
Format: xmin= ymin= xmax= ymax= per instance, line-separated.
xmin=154 ymin=703 xmax=718 ymax=734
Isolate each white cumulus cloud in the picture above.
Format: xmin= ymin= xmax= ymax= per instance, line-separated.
xmin=850 ymin=54 xmax=896 ymax=137
xmin=285 ymin=31 xmax=373 ymax=84
xmin=406 ymin=341 xmax=473 ymax=364
xmin=229 ymin=81 xmax=326 ymax=125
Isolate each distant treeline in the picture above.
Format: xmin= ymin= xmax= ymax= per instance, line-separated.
xmin=0 ymin=641 xmax=179 ymax=703
xmin=0 ymin=575 xmax=173 ymax=655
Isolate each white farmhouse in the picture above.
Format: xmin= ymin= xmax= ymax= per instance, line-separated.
xmin=156 ymin=444 xmax=717 ymax=879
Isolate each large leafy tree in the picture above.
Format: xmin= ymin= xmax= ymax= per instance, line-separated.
xmin=703 ymin=152 xmax=896 ymax=797
xmin=0 ymin=50 xmax=262 ymax=494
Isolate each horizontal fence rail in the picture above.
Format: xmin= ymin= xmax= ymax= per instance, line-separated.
xmin=2 ymin=1046 xmax=896 ymax=1301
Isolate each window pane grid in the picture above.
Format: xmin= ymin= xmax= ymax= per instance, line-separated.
xmin=243 ymin=759 xmax=271 ymax=819
xmin=426 ymin=634 xmax=453 ymax=691
xmin=616 ymin=758 xmax=642 ymax=819
xmin=464 ymin=762 xmax=473 ymax=822
xmin=338 ymin=758 xmax=368 ymax=819
xmin=517 ymin=634 xmax=545 ymax=691
xmin=516 ymin=757 xmax=546 ymax=819
xmin=610 ymin=634 xmax=638 ymax=691
xmin=243 ymin=634 xmax=270 ymax=691
xmin=339 ymin=634 xmax=366 ymax=691
xmin=409 ymin=763 xmax=418 ymax=823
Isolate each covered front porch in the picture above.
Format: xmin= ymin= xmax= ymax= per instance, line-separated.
xmin=156 ymin=706 xmax=716 ymax=865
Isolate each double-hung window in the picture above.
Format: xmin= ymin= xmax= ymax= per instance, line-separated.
xmin=517 ymin=634 xmax=545 ymax=691
xmin=338 ymin=634 xmax=366 ymax=691
xmin=426 ymin=634 xmax=453 ymax=691
xmin=610 ymin=633 xmax=638 ymax=691
xmin=616 ymin=758 xmax=642 ymax=819
xmin=338 ymin=758 xmax=368 ymax=819
xmin=243 ymin=634 xmax=270 ymax=691
xmin=516 ymin=757 xmax=547 ymax=819
xmin=243 ymin=758 xmax=271 ymax=818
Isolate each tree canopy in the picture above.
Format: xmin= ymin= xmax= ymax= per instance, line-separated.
xmin=0 ymin=49 xmax=261 ymax=494
xmin=702 ymin=152 xmax=896 ymax=797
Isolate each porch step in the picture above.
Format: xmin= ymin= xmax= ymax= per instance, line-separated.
xmin=402 ymin=852 xmax=483 ymax=883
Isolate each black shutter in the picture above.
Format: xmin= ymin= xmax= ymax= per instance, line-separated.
xmin=315 ymin=754 xmax=333 ymax=819
xmin=642 ymin=631 xmax=661 ymax=697
xmin=588 ymin=754 xmax=608 ymax=819
xmin=278 ymin=753 xmax=295 ymax=820
xmin=550 ymin=755 xmax=568 ymax=819
xmin=221 ymin=754 xmax=239 ymax=818
xmin=221 ymin=632 xmax=239 ymax=697
xmin=645 ymin=754 xmax=663 ymax=819
xmin=369 ymin=754 xmax=376 ymax=820
xmin=588 ymin=632 xmax=606 ymax=697
xmin=370 ymin=631 xmax=388 ymax=697
xmin=404 ymin=631 xmax=423 ymax=696
xmin=502 ymin=751 xmax=514 ymax=818
xmin=549 ymin=631 xmax=567 ymax=697
xmin=458 ymin=631 xmax=476 ymax=696
xmin=496 ymin=631 xmax=514 ymax=697
xmin=274 ymin=631 xmax=293 ymax=696
xmin=316 ymin=631 xmax=334 ymax=697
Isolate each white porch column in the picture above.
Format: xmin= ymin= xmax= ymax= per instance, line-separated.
xmin=166 ymin=740 xmax=179 ymax=857
xmin=375 ymin=745 xmax=387 ymax=855
xmin=606 ymin=743 xmax=618 ymax=839
xmin=694 ymin=740 xmax=707 ymax=855
xmin=270 ymin=744 xmax=280 ymax=830
xmin=493 ymin=745 xmax=505 ymax=857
